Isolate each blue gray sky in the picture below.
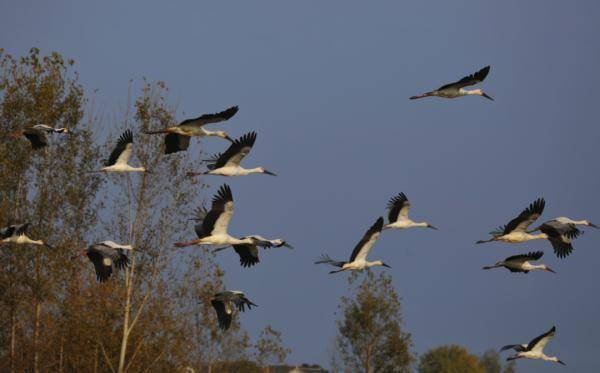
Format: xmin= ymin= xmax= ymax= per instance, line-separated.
xmin=2 ymin=1 xmax=600 ymax=371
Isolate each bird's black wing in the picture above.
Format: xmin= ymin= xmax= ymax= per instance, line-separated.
xmin=233 ymin=244 xmax=260 ymax=268
xmin=349 ymin=217 xmax=384 ymax=262
xmin=23 ymin=128 xmax=48 ymax=150
xmin=233 ymin=293 xmax=257 ymax=312
xmin=200 ymin=184 xmax=233 ymax=237
xmin=179 ymin=106 xmax=239 ymax=127
xmin=14 ymin=223 xmax=30 ymax=236
xmin=314 ymin=254 xmax=345 ymax=268
xmin=526 ymin=326 xmax=556 ymax=351
xmin=540 ymin=222 xmax=581 ymax=258
xmin=86 ymin=250 xmax=113 ymax=283
xmin=105 ymin=130 xmax=133 ymax=166
xmin=500 ymin=344 xmax=527 ymax=352
xmin=113 ymin=249 xmax=131 ymax=271
xmin=438 ymin=66 xmax=491 ymax=91
xmin=505 ymin=251 xmax=544 ymax=262
xmin=502 ymin=198 xmax=545 ymax=234
xmin=211 ymin=299 xmax=232 ymax=331
xmin=208 ymin=131 xmax=257 ymax=170
xmin=164 ymin=133 xmax=191 ymax=154
xmin=386 ymin=192 xmax=410 ymax=223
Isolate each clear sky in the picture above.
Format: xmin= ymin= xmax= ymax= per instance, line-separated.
xmin=2 ymin=1 xmax=600 ymax=371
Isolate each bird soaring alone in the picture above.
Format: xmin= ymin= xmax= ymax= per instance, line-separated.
xmin=410 ymin=66 xmax=493 ymax=100
xmin=501 ymin=326 xmax=566 ymax=366
xmin=144 ymin=106 xmax=238 ymax=154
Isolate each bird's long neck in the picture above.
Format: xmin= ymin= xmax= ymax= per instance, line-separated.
xmin=366 ymin=260 xmax=383 ymax=267
xmin=463 ymin=88 xmax=482 ymax=96
xmin=244 ymin=167 xmax=264 ymax=175
xmin=414 ymin=221 xmax=429 ymax=228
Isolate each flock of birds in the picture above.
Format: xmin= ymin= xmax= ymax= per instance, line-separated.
xmin=1 ymin=65 xmax=593 ymax=365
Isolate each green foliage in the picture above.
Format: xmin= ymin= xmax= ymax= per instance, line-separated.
xmin=418 ymin=345 xmax=484 ymax=373
xmin=479 ymin=349 xmax=516 ymax=373
xmin=333 ymin=270 xmax=414 ymax=373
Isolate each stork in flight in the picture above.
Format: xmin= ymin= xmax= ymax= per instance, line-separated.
xmin=174 ymin=184 xmax=264 ymax=248
xmin=483 ymin=251 xmax=555 ymax=274
xmin=410 ymin=66 xmax=493 ymax=100
xmin=211 ymin=290 xmax=257 ymax=331
xmin=71 ymin=241 xmax=133 ymax=282
xmin=9 ymin=124 xmax=70 ymax=150
xmin=532 ymin=220 xmax=582 ymax=259
xmin=144 ymin=106 xmax=238 ymax=154
xmin=315 ymin=217 xmax=391 ymax=274
xmin=0 ymin=223 xmax=53 ymax=248
xmin=384 ymin=192 xmax=437 ymax=230
xmin=213 ymin=235 xmax=293 ymax=268
xmin=501 ymin=326 xmax=566 ymax=366
xmin=95 ymin=130 xmax=146 ymax=172
xmin=476 ymin=198 xmax=547 ymax=244
xmin=187 ymin=131 xmax=277 ymax=177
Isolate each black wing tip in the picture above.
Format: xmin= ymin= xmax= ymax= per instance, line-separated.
xmin=529 ymin=251 xmax=544 ymax=260
xmin=373 ymin=217 xmax=384 ymax=231
xmin=387 ymin=192 xmax=408 ymax=209
xmin=221 ymin=105 xmax=239 ymax=119
xmin=119 ymin=129 xmax=134 ymax=144
xmin=214 ymin=184 xmax=233 ymax=202
xmin=235 ymin=131 xmax=257 ymax=146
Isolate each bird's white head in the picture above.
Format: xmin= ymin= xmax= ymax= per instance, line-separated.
xmin=372 ymin=260 xmax=391 ymax=269
xmin=258 ymin=167 xmax=277 ymax=176
xmin=215 ymin=131 xmax=233 ymax=142
xmin=474 ymin=89 xmax=494 ymax=101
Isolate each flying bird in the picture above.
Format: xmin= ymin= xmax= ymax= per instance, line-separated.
xmin=476 ymin=198 xmax=546 ymax=244
xmin=174 ymin=185 xmax=266 ymax=248
xmin=0 ymin=223 xmax=53 ymax=248
xmin=315 ymin=217 xmax=390 ymax=274
xmin=384 ymin=192 xmax=437 ymax=230
xmin=483 ymin=251 xmax=555 ymax=274
xmin=8 ymin=124 xmax=70 ymax=150
xmin=210 ymin=290 xmax=257 ymax=331
xmin=144 ymin=106 xmax=238 ymax=154
xmin=534 ymin=220 xmax=582 ymax=259
xmin=501 ymin=326 xmax=566 ymax=366
xmin=213 ymin=235 xmax=293 ymax=268
xmin=71 ymin=241 xmax=133 ymax=282
xmin=410 ymin=66 xmax=493 ymax=100
xmin=95 ymin=130 xmax=146 ymax=172
xmin=542 ymin=216 xmax=597 ymax=229
xmin=187 ymin=131 xmax=277 ymax=177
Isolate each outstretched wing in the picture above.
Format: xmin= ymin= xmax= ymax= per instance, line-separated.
xmin=233 ymin=244 xmax=260 ymax=268
xmin=178 ymin=106 xmax=239 ymax=128
xmin=207 ymin=131 xmax=257 ymax=170
xmin=502 ymin=198 xmax=545 ymax=234
xmin=164 ymin=133 xmax=191 ymax=154
xmin=349 ymin=217 xmax=384 ymax=262
xmin=500 ymin=344 xmax=527 ymax=352
xmin=527 ymin=326 xmax=556 ymax=353
xmin=105 ymin=130 xmax=133 ymax=166
xmin=387 ymin=192 xmax=410 ymax=223
xmin=438 ymin=66 xmax=491 ymax=91
xmin=201 ymin=184 xmax=234 ymax=236
xmin=23 ymin=128 xmax=48 ymax=150
xmin=540 ymin=221 xmax=581 ymax=258
xmin=314 ymin=254 xmax=345 ymax=268
xmin=505 ymin=251 xmax=544 ymax=263
xmin=211 ymin=299 xmax=232 ymax=331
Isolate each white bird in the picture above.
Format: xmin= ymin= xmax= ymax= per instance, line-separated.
xmin=315 ymin=217 xmax=390 ymax=274
xmin=483 ymin=251 xmax=555 ymax=274
xmin=213 ymin=235 xmax=293 ymax=268
xmin=144 ymin=106 xmax=238 ymax=154
xmin=501 ymin=326 xmax=566 ymax=366
xmin=384 ymin=192 xmax=437 ymax=230
xmin=410 ymin=66 xmax=493 ymax=100
xmin=542 ymin=216 xmax=598 ymax=229
xmin=477 ymin=198 xmax=547 ymax=244
xmin=532 ymin=220 xmax=582 ymax=259
xmin=210 ymin=290 xmax=257 ymax=331
xmin=9 ymin=124 xmax=70 ymax=150
xmin=174 ymin=184 xmax=263 ymax=248
xmin=71 ymin=241 xmax=133 ymax=282
xmin=96 ymin=130 xmax=146 ymax=172
xmin=188 ymin=131 xmax=277 ymax=177
xmin=0 ymin=223 xmax=53 ymax=248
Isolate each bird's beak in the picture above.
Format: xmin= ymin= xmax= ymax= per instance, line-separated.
xmin=263 ymin=169 xmax=277 ymax=176
xmin=557 ymin=360 xmax=566 ymax=366
xmin=545 ymin=267 xmax=557 ymax=274
xmin=588 ymin=222 xmax=599 ymax=229
xmin=382 ymin=263 xmax=391 ymax=268
xmin=481 ymin=92 xmax=494 ymax=101
xmin=283 ymin=242 xmax=294 ymax=249
xmin=427 ymin=224 xmax=438 ymax=230
xmin=224 ymin=135 xmax=234 ymax=142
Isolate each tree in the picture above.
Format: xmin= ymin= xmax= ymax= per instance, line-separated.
xmin=479 ymin=350 xmax=516 ymax=373
xmin=418 ymin=345 xmax=484 ymax=373
xmin=332 ymin=270 xmax=414 ymax=373
xmin=254 ymin=325 xmax=291 ymax=371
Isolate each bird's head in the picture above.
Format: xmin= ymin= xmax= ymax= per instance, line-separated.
xmin=377 ymin=261 xmax=391 ymax=268
xmin=259 ymin=167 xmax=277 ymax=176
xmin=216 ymin=131 xmax=233 ymax=142
xmin=543 ymin=265 xmax=556 ymax=274
xmin=476 ymin=89 xmax=494 ymax=101
xmin=584 ymin=220 xmax=598 ymax=229
xmin=426 ymin=223 xmax=438 ymax=230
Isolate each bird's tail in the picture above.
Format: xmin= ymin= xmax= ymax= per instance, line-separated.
xmin=409 ymin=92 xmax=434 ymax=100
